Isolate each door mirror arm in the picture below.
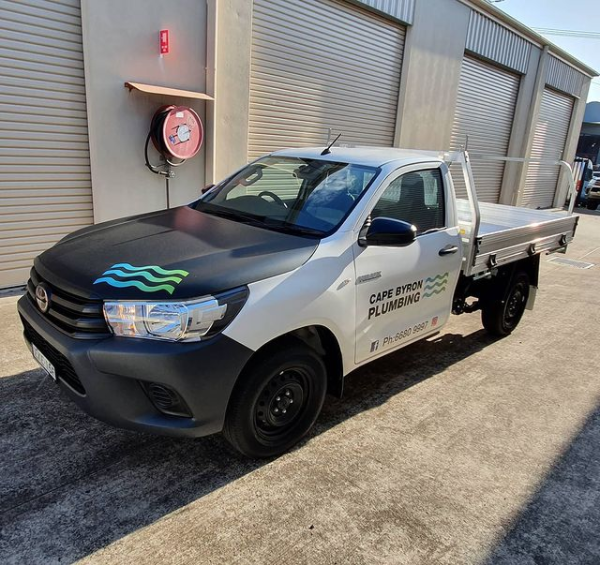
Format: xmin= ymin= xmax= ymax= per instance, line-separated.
xmin=357 ymin=218 xmax=372 ymax=247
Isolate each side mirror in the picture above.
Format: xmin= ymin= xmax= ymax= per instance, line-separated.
xmin=360 ymin=217 xmax=417 ymax=247
xmin=201 ymin=184 xmax=215 ymax=194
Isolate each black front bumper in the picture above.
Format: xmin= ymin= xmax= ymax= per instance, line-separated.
xmin=18 ymin=295 xmax=254 ymax=438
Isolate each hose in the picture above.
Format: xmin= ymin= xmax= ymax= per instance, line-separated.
xmin=144 ymin=105 xmax=187 ymax=174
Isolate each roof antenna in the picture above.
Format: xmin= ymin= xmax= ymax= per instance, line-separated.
xmin=463 ymin=134 xmax=469 ymax=151
xmin=321 ymin=133 xmax=341 ymax=156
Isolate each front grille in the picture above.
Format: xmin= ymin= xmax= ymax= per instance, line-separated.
xmin=22 ymin=318 xmax=86 ymax=395
xmin=27 ymin=267 xmax=110 ymax=339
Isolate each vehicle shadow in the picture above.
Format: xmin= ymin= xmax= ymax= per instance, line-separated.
xmin=0 ymin=328 xmax=497 ymax=564
xmin=484 ymin=402 xmax=600 ymax=564
xmin=318 ymin=329 xmax=498 ymax=433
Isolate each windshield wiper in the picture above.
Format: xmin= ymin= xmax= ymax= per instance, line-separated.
xmin=262 ymin=221 xmax=324 ymax=237
xmin=198 ymin=206 xmax=323 ymax=237
xmin=198 ymin=206 xmax=265 ymax=226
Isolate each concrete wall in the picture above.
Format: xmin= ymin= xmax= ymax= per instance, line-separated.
xmin=212 ymin=0 xmax=253 ymax=182
xmin=394 ymin=0 xmax=470 ymax=151
xmin=81 ymin=0 xmax=207 ymax=223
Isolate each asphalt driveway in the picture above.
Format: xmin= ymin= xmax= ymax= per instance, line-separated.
xmin=1 ymin=211 xmax=600 ymax=565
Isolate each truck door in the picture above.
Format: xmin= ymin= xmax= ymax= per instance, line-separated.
xmin=353 ymin=165 xmax=462 ymax=364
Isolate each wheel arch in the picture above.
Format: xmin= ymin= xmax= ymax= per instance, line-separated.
xmin=480 ymin=256 xmax=540 ymax=301
xmin=454 ymin=255 xmax=540 ymax=314
xmin=233 ymin=324 xmax=345 ymax=400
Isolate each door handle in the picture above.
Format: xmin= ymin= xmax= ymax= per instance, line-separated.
xmin=439 ymin=245 xmax=459 ymax=256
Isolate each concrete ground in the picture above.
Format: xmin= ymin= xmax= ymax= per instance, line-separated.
xmin=1 ymin=211 xmax=600 ymax=565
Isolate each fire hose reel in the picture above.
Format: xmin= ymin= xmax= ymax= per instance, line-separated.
xmin=150 ymin=105 xmax=203 ymax=161
xmin=145 ymin=105 xmax=204 ymax=208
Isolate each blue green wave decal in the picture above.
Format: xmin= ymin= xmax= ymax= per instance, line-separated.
xmin=423 ymin=288 xmax=446 ymax=298
xmin=424 ymin=280 xmax=448 ymax=291
xmin=94 ymin=263 xmax=189 ymax=294
xmin=423 ymin=272 xmax=449 ymax=298
xmin=101 ymin=268 xmax=183 ymax=284
xmin=111 ymin=263 xmax=189 ymax=277
xmin=425 ymin=272 xmax=449 ymax=284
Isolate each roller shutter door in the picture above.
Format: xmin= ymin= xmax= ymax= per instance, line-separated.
xmin=248 ymin=0 xmax=405 ymax=159
xmin=0 ymin=0 xmax=93 ymax=289
xmin=450 ymin=56 xmax=520 ymax=202
xmin=522 ymin=89 xmax=574 ymax=209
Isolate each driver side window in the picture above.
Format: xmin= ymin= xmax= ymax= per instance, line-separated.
xmin=371 ymin=168 xmax=445 ymax=235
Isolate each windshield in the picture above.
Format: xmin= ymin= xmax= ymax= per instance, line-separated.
xmin=193 ymin=157 xmax=379 ymax=237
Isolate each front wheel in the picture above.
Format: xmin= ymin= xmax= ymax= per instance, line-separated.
xmin=481 ymin=272 xmax=530 ymax=337
xmin=223 ymin=344 xmax=327 ymax=458
xmin=587 ymin=201 xmax=599 ymax=211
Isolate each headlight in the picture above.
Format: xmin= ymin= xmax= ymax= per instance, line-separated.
xmin=103 ymin=287 xmax=248 ymax=342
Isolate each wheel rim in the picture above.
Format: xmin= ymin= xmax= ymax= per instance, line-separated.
xmin=504 ymin=280 xmax=528 ymax=329
xmin=254 ymin=368 xmax=309 ymax=440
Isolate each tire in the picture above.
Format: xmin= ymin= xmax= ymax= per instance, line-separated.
xmin=223 ymin=344 xmax=327 ymax=458
xmin=481 ymin=272 xmax=530 ymax=337
xmin=587 ymin=201 xmax=599 ymax=211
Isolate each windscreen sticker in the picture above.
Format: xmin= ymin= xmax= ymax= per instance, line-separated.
xmin=93 ymin=263 xmax=189 ymax=295
xmin=367 ymin=272 xmax=449 ymax=320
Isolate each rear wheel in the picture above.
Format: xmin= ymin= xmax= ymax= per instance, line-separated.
xmin=481 ymin=272 xmax=530 ymax=336
xmin=223 ymin=345 xmax=327 ymax=458
xmin=587 ymin=201 xmax=598 ymax=210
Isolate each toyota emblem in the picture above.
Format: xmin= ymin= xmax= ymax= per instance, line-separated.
xmin=35 ymin=284 xmax=51 ymax=314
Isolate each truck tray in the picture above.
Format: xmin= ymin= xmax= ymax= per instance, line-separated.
xmin=457 ymin=200 xmax=579 ymax=275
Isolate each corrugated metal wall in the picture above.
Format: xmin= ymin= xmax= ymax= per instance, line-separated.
xmin=546 ymin=55 xmax=585 ymax=98
xmin=0 ymin=0 xmax=92 ymax=289
xmin=353 ymin=0 xmax=415 ymax=24
xmin=450 ymin=56 xmax=520 ymax=202
xmin=466 ymin=11 xmax=531 ymax=74
xmin=248 ymin=0 xmax=405 ymax=159
xmin=522 ymin=89 xmax=574 ymax=209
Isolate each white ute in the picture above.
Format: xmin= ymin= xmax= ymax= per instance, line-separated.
xmin=20 ymin=145 xmax=579 ymax=458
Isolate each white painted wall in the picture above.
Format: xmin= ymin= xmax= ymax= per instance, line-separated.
xmin=81 ymin=0 xmax=207 ymax=223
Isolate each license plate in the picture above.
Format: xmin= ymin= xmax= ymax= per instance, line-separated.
xmin=32 ymin=344 xmax=57 ymax=381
